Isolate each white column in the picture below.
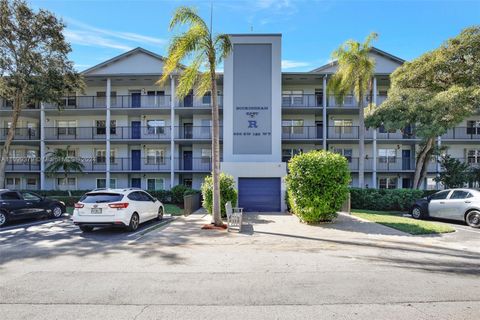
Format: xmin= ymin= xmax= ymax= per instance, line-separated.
xmin=40 ymin=103 xmax=46 ymax=189
xmin=106 ymin=78 xmax=111 ymax=187
xmin=372 ymin=77 xmax=377 ymax=188
xmin=322 ymin=76 xmax=327 ymax=150
xmin=170 ymin=75 xmax=175 ymax=189
xmin=436 ymin=136 xmax=441 ymax=189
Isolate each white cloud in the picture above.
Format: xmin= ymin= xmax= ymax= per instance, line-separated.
xmin=282 ymin=60 xmax=311 ymax=69
xmin=63 ymin=17 xmax=166 ymax=51
xmin=255 ymin=0 xmax=292 ymax=10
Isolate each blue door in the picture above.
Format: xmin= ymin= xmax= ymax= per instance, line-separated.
xmin=183 ymin=151 xmax=192 ymax=170
xmin=131 ymin=93 xmax=141 ymax=108
xmin=131 ymin=150 xmax=141 ymax=170
xmin=238 ymin=178 xmax=281 ymax=212
xmin=131 ymin=121 xmax=141 ymax=139
xmin=131 ymin=178 xmax=141 ymax=188
xmin=402 ymin=150 xmax=411 ymax=170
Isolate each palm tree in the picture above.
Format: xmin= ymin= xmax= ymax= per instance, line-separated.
xmin=45 ymin=146 xmax=84 ymax=196
xmin=159 ymin=6 xmax=231 ymax=226
xmin=329 ymin=33 xmax=377 ymax=189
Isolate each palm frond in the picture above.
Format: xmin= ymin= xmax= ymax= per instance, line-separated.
xmin=176 ymin=53 xmax=205 ymax=98
xmin=214 ymin=34 xmax=232 ymax=62
xmin=169 ymin=6 xmax=208 ymax=31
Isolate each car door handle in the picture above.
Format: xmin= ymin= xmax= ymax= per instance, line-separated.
xmin=439 ymin=202 xmax=445 ymax=204
xmin=25 ymin=202 xmax=32 ymax=205
xmin=465 ymin=201 xmax=472 ymax=203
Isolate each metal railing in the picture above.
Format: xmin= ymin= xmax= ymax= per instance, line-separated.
xmin=442 ymin=127 xmax=480 ymax=140
xmin=44 ymin=157 xmax=172 ymax=172
xmin=281 ymin=94 xmax=322 ymax=108
xmin=175 ymin=157 xmax=213 ymax=171
xmin=0 ymin=128 xmax=39 ymax=140
xmin=177 ymin=95 xmax=223 ymax=108
xmin=43 ymin=95 xmax=172 ymax=109
xmin=282 ymin=126 xmax=323 ymax=139
xmin=4 ymin=159 xmax=40 ymax=171
xmin=44 ymin=126 xmax=171 ymax=140
xmin=175 ymin=126 xmax=223 ymax=139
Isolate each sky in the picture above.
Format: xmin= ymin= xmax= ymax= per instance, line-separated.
xmin=30 ymin=0 xmax=480 ymax=72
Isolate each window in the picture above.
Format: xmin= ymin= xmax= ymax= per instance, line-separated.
xmin=201 ymin=119 xmax=212 ymax=136
xmin=282 ymin=120 xmax=304 ymax=135
xmin=282 ymin=149 xmax=302 ymax=162
xmin=379 ymin=177 xmax=397 ymax=189
xmin=56 ymin=120 xmax=76 ymax=135
xmin=379 ymin=125 xmax=396 ymax=134
xmin=127 ymin=191 xmax=143 ymax=201
xmin=56 ymin=177 xmax=76 ymax=189
xmin=59 ymin=94 xmax=77 ymax=108
xmin=334 ymin=148 xmax=353 ymax=162
xmin=202 ymin=91 xmax=211 ymax=105
xmin=450 ymin=190 xmax=472 ymax=199
xmin=95 ymin=120 xmax=116 ymax=135
xmin=80 ymin=193 xmax=124 ymax=203
xmin=96 ymin=178 xmax=116 ymax=189
xmin=146 ymin=149 xmax=165 ymax=164
xmin=333 ymin=119 xmax=353 ymax=134
xmin=147 ymin=178 xmax=164 ymax=190
xmin=26 ymin=178 xmax=37 ymax=189
xmin=22 ymin=192 xmax=41 ymax=201
xmin=430 ymin=190 xmax=450 ymax=200
xmin=6 ymin=177 xmax=20 ymax=187
xmin=282 ymin=90 xmax=303 ymax=106
xmin=467 ymin=120 xmax=480 ymax=135
xmin=95 ymin=149 xmax=116 ymax=164
xmin=146 ymin=120 xmax=165 ymax=135
xmin=1 ymin=191 xmax=21 ymax=200
xmin=467 ymin=149 xmax=480 ymax=164
xmin=201 ymin=148 xmax=211 ymax=163
xmin=379 ymin=149 xmax=397 ymax=163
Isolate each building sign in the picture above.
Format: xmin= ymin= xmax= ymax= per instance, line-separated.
xmin=232 ymin=44 xmax=272 ymax=155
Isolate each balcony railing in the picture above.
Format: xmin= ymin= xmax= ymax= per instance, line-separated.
xmin=0 ymin=98 xmax=39 ymax=110
xmin=175 ymin=126 xmax=223 ymax=139
xmin=44 ymin=157 xmax=172 ymax=172
xmin=442 ymin=127 xmax=480 ymax=140
xmin=0 ymin=128 xmax=39 ymax=140
xmin=5 ymin=158 xmax=40 ymax=172
xmin=177 ymin=95 xmax=223 ymax=108
xmin=175 ymin=157 xmax=212 ymax=171
xmin=44 ymin=126 xmax=171 ymax=140
xmin=282 ymin=126 xmax=323 ymax=139
xmin=281 ymin=95 xmax=322 ymax=108
xmin=43 ymin=95 xmax=172 ymax=109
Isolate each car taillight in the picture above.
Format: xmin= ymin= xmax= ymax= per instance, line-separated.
xmin=74 ymin=203 xmax=84 ymax=208
xmin=108 ymin=203 xmax=129 ymax=209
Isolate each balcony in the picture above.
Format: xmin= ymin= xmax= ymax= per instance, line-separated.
xmin=44 ymin=126 xmax=171 ymax=140
xmin=175 ymin=126 xmax=222 ymax=139
xmin=282 ymin=126 xmax=323 ymax=139
xmin=0 ymin=99 xmax=39 ymax=110
xmin=43 ymin=95 xmax=172 ymax=109
xmin=4 ymin=158 xmax=40 ymax=172
xmin=326 ymin=94 xmax=388 ymax=108
xmin=177 ymin=95 xmax=223 ymax=108
xmin=44 ymin=157 xmax=172 ymax=172
xmin=281 ymin=94 xmax=322 ymax=108
xmin=175 ymin=157 xmax=212 ymax=172
xmin=442 ymin=127 xmax=480 ymax=140
xmin=347 ymin=157 xmax=415 ymax=172
xmin=0 ymin=128 xmax=39 ymax=140
xmin=427 ymin=158 xmax=480 ymax=172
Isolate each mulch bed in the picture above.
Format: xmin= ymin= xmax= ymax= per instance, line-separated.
xmin=201 ymin=223 xmax=227 ymax=230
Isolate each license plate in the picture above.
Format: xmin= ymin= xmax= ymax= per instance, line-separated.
xmin=91 ymin=208 xmax=102 ymax=214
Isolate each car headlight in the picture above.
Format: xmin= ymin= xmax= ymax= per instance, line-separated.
xmin=59 ymin=201 xmax=65 ymax=206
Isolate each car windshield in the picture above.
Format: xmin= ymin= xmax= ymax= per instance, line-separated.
xmin=79 ymin=193 xmax=124 ymax=203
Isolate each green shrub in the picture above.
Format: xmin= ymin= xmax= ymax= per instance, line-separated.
xmin=201 ymin=173 xmax=238 ymax=218
xmin=286 ymin=150 xmax=350 ymax=223
xmin=349 ymin=188 xmax=435 ymax=211
xmin=47 ymin=196 xmax=80 ymax=207
xmin=170 ymin=185 xmax=198 ymax=204
xmin=146 ymin=190 xmax=173 ymax=203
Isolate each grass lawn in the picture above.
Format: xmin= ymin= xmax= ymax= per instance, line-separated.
xmin=66 ymin=207 xmax=74 ymax=215
xmin=351 ymin=209 xmax=456 ymax=235
xmin=164 ymin=204 xmax=184 ymax=216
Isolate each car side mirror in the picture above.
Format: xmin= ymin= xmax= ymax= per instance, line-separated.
xmin=153 ymin=197 xmax=158 ymax=202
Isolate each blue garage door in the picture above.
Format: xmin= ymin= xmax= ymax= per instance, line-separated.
xmin=238 ymin=178 xmax=281 ymax=212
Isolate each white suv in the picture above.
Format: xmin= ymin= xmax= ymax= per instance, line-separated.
xmin=72 ymin=188 xmax=164 ymax=232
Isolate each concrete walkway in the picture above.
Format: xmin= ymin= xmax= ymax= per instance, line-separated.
xmin=0 ymin=210 xmax=479 ymax=319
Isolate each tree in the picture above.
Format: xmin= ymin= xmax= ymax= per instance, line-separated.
xmin=45 ymin=146 xmax=84 ymax=195
xmin=329 ymin=32 xmax=378 ymax=189
xmin=366 ymin=27 xmax=480 ymax=189
xmin=0 ymin=0 xmax=84 ymax=188
xmin=159 ymin=6 xmax=231 ymax=226
xmin=434 ymin=154 xmax=469 ymax=188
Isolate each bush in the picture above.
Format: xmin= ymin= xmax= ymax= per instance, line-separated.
xmin=146 ymin=190 xmax=173 ymax=203
xmin=286 ymin=150 xmax=350 ymax=223
xmin=350 ymin=188 xmax=435 ymax=211
xmin=201 ymin=173 xmax=238 ymax=218
xmin=47 ymin=196 xmax=80 ymax=207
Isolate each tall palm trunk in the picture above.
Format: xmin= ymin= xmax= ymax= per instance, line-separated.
xmin=358 ymin=90 xmax=365 ymax=189
xmin=210 ymin=63 xmax=222 ymax=226
xmin=0 ymin=93 xmax=22 ymax=188
xmin=413 ymin=137 xmax=435 ymax=189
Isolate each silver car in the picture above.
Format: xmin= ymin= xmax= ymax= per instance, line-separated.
xmin=411 ymin=188 xmax=480 ymax=228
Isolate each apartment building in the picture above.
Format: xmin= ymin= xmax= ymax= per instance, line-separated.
xmin=1 ymin=34 xmax=479 ymax=211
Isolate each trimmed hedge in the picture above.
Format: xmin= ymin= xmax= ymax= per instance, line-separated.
xmin=201 ymin=173 xmax=238 ymax=218
xmin=350 ymin=188 xmax=437 ymax=211
xmin=286 ymin=150 xmax=350 ymax=223
xmin=47 ymin=196 xmax=81 ymax=207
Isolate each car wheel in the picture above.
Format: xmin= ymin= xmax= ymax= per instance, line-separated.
xmin=0 ymin=211 xmax=8 ymax=227
xmin=51 ymin=205 xmax=63 ymax=219
xmin=157 ymin=207 xmax=164 ymax=221
xmin=127 ymin=213 xmax=140 ymax=232
xmin=465 ymin=210 xmax=480 ymax=228
xmin=79 ymin=225 xmax=94 ymax=232
xmin=411 ymin=206 xmax=424 ymax=219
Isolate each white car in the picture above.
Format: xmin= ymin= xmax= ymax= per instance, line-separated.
xmin=72 ymin=188 xmax=164 ymax=232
